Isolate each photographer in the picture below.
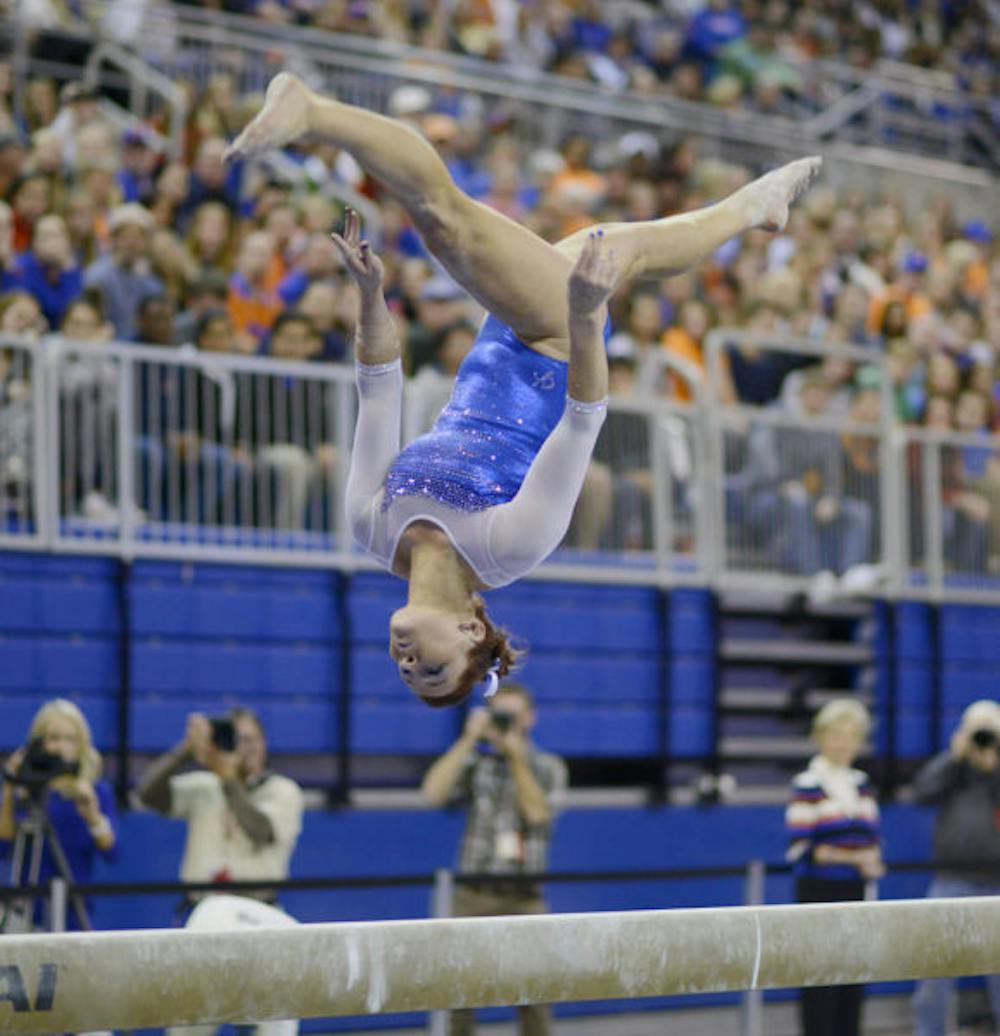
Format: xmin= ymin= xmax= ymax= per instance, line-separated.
xmin=0 ymin=699 xmax=118 ymax=931
xmin=136 ymin=709 xmax=303 ymax=909
xmin=421 ymin=684 xmax=567 ymax=1036
xmin=912 ymin=699 xmax=1000 ymax=1036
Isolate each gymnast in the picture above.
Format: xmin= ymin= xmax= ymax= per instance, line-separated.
xmin=228 ymin=73 xmax=821 ymax=707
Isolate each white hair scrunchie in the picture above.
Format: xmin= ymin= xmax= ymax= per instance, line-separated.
xmin=482 ymin=659 xmax=502 ymax=699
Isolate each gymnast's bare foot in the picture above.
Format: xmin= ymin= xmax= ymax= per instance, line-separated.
xmin=225 ymin=72 xmax=315 ymax=163
xmin=736 ymin=156 xmax=823 ymax=232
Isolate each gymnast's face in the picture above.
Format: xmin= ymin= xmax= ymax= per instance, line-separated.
xmin=389 ymin=606 xmax=485 ymax=701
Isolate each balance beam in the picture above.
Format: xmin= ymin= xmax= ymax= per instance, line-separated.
xmin=2 ymin=897 xmax=999 ymax=1033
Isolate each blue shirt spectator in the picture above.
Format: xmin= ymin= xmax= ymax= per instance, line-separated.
xmin=684 ymin=1 xmax=747 ymax=69
xmin=84 ymin=203 xmax=163 ymax=341
xmin=11 ymin=212 xmax=83 ymax=329
xmin=0 ymin=699 xmax=119 ymax=932
xmin=14 ymin=247 xmax=83 ymax=331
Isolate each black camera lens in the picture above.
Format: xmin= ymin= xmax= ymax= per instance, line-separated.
xmin=491 ymin=711 xmax=515 ymax=734
xmin=971 ymin=728 xmax=998 ymax=750
xmin=211 ymin=718 xmax=237 ymax=752
xmin=15 ymin=738 xmax=80 ymax=789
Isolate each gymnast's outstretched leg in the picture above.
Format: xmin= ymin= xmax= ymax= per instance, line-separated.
xmin=556 ymin=156 xmax=820 ymax=279
xmin=228 ymin=74 xmax=820 ymax=356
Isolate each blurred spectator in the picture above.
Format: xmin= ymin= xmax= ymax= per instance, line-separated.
xmin=0 ymin=200 xmax=16 ymax=291
xmin=786 ymin=698 xmax=883 ymax=1036
xmin=868 ymin=251 xmax=932 ymax=334
xmin=912 ymin=700 xmax=1000 ymax=1036
xmin=84 ymin=203 xmax=163 ymax=341
xmin=422 ymin=683 xmax=567 ymax=1036
xmin=408 ymin=318 xmax=477 ymax=433
xmin=179 ymin=136 xmax=241 ymax=223
xmin=407 ymin=273 xmax=470 ymax=375
xmin=297 ymin=280 xmax=350 ymax=363
xmin=136 ymin=292 xmax=178 ymax=348
xmin=186 ymin=201 xmax=235 ymax=278
xmin=752 ymin=373 xmax=873 ymax=576
xmin=0 ymin=135 xmax=28 ymax=200
xmin=136 ymin=710 xmax=303 ymax=909
xmin=228 ymin=230 xmax=281 ymax=349
xmin=116 ymin=127 xmax=159 ymax=205
xmin=257 ymin=311 xmax=332 ymax=529
xmin=661 ymin=298 xmax=712 ymax=401
xmin=0 ymin=699 xmax=118 ymax=931
xmin=49 ymin=82 xmax=103 ymax=168
xmin=175 ymin=270 xmax=229 ymax=345
xmin=13 ymin=212 xmax=83 ymax=328
xmin=7 ymin=171 xmax=50 ymax=252
xmin=0 ymin=287 xmax=46 ymax=337
xmin=277 ymin=233 xmax=339 ymax=306
xmin=64 ymin=187 xmax=101 ymax=266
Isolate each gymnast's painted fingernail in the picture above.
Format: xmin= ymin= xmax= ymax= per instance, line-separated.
xmin=597 ymin=229 xmax=604 ymax=236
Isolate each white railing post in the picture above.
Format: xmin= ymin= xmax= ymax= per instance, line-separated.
xmin=741 ymin=859 xmax=766 ymax=1036
xmin=922 ymin=441 xmax=945 ymax=600
xmin=116 ymin=353 xmax=135 ymax=560
xmin=49 ymin=878 xmax=67 ymax=934
xmin=428 ymin=869 xmax=455 ymax=1036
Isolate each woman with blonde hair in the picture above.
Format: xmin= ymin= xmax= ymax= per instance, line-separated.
xmin=786 ymin=698 xmax=883 ymax=1036
xmin=0 ymin=699 xmax=118 ymax=930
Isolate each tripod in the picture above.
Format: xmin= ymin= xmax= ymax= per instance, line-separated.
xmin=4 ymin=786 xmax=92 ymax=932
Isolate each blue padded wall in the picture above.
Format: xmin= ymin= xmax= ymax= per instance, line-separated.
xmin=0 ymin=554 xmax=121 ymax=750
xmin=4 ymin=550 xmax=999 ymax=765
xmin=128 ymin=561 xmax=343 ymax=754
xmin=347 ymin=573 xmax=692 ymax=758
xmin=876 ymin=602 xmax=936 ymax=758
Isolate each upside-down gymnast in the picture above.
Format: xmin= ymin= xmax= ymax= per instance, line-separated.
xmin=228 ymin=73 xmax=821 ymax=707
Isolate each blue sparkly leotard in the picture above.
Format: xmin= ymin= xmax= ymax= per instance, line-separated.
xmin=346 ymin=315 xmax=608 ymax=588
xmin=385 ymin=315 xmax=570 ymax=512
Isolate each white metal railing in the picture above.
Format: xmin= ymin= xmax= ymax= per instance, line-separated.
xmin=3 ymin=331 xmax=1000 ymax=602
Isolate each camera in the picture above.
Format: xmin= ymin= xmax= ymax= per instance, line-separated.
xmin=971 ymin=728 xmax=998 ymax=750
xmin=210 ymin=718 xmax=237 ymax=752
xmin=12 ymin=738 xmax=80 ymax=790
xmin=491 ymin=711 xmax=516 ymax=734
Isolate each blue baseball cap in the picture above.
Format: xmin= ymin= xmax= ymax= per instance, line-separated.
xmin=902 ymin=251 xmax=928 ymax=274
xmin=962 ymin=220 xmax=993 ymax=245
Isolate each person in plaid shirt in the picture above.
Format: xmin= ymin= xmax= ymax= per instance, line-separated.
xmin=422 ymin=683 xmax=567 ymax=1036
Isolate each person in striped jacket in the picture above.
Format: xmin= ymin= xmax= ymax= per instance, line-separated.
xmin=785 ymin=698 xmax=884 ymax=1036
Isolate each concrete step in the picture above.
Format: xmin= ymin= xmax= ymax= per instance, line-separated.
xmin=718 ymin=587 xmax=874 ymax=620
xmin=720 ymin=638 xmax=873 ymax=664
xmin=720 ymin=687 xmax=874 ymax=711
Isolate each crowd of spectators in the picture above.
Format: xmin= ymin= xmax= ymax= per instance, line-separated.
xmin=8 ymin=0 xmax=997 ymax=141
xmin=0 ymin=16 xmax=997 ymax=571
xmin=163 ymin=0 xmax=1000 ymax=116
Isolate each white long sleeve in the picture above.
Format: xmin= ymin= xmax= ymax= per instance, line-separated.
xmin=347 ymin=376 xmax=606 ymax=587
xmin=486 ymin=397 xmax=607 ymax=580
xmin=345 ymin=359 xmax=403 ymax=552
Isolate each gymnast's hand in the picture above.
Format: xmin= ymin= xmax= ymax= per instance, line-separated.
xmin=330 ymin=208 xmax=384 ymax=295
xmin=568 ymin=231 xmax=623 ymax=318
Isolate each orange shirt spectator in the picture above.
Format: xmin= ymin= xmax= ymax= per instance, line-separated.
xmin=227 ymin=230 xmax=283 ymax=344
xmin=661 ymin=300 xmax=712 ymax=402
xmin=867 ymin=252 xmax=932 ymax=333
